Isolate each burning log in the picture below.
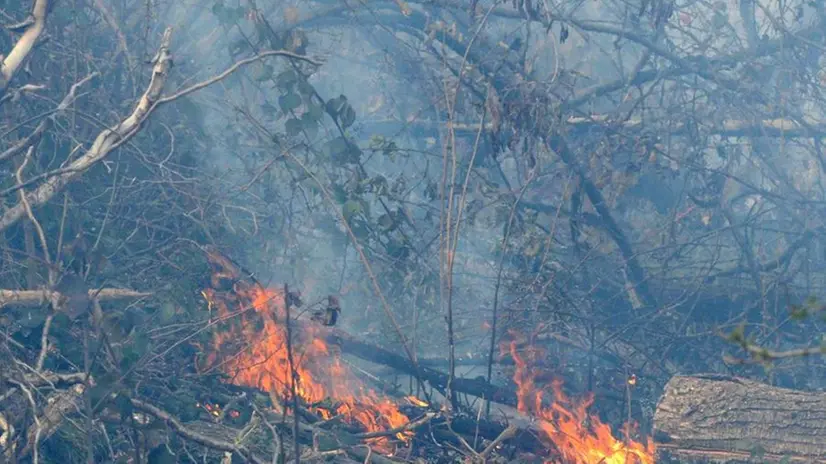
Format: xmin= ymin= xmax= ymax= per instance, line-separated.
xmin=653 ymin=374 xmax=826 ymax=463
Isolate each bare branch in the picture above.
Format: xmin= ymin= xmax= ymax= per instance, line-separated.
xmin=376 ymin=115 xmax=826 ymax=138
xmin=0 ymin=40 xmax=321 ymax=233
xmin=0 ymin=288 xmax=151 ymax=309
xmin=156 ymin=49 xmax=321 ymax=104
xmin=130 ymin=398 xmax=267 ymax=464
xmin=0 ymin=0 xmax=49 ymax=95
xmin=0 ymin=72 xmax=98 ymax=163
xmin=0 ymin=27 xmax=173 ymax=232
xmin=17 ymin=383 xmax=86 ymax=460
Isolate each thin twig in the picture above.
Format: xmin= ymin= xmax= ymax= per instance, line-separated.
xmin=354 ymin=412 xmax=436 ymax=440
xmin=284 ymin=284 xmax=301 ymax=464
xmin=479 ymin=424 xmax=517 ymax=460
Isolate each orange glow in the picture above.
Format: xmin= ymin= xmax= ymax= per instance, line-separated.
xmin=504 ymin=337 xmax=655 ymax=464
xmin=405 ymin=395 xmax=429 ymax=408
xmin=200 ymin=252 xmax=655 ymax=461
xmin=200 ymin=253 xmax=411 ymax=451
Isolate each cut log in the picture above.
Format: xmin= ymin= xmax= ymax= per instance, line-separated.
xmin=653 ymin=374 xmax=826 ymax=463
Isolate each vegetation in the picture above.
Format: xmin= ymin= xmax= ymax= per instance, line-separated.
xmin=0 ymin=0 xmax=824 ymax=462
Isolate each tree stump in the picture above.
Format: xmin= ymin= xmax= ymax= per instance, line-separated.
xmin=653 ymin=374 xmax=826 ymax=463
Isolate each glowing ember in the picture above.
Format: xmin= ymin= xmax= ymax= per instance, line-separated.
xmin=199 ymin=252 xmax=411 ymax=451
xmin=504 ymin=337 xmax=655 ymax=464
xmin=406 ymin=395 xmax=429 ymax=408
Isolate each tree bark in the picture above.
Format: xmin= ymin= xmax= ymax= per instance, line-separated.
xmin=0 ymin=0 xmax=49 ymax=96
xmin=653 ymin=374 xmax=826 ymax=463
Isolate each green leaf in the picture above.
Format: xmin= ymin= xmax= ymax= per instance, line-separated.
xmin=712 ymin=11 xmax=729 ymax=28
xmin=322 ymin=136 xmax=362 ymax=164
xmin=147 ymin=444 xmax=177 ymax=464
xmin=211 ymin=3 xmax=244 ymax=25
xmin=121 ymin=333 xmax=151 ymax=370
xmin=325 ymin=95 xmax=348 ymax=117
xmin=322 ymin=136 xmax=349 ymax=159
xmin=211 ymin=2 xmax=225 ymax=17
xmin=18 ymin=309 xmax=47 ymax=330
xmin=386 ymin=239 xmax=410 ymax=260
xmin=378 ymin=213 xmax=395 ymax=230
xmin=297 ymin=79 xmax=315 ymax=97
xmin=304 ymin=102 xmax=324 ymax=121
xmin=339 ymin=104 xmax=356 ymax=129
xmin=159 ymin=303 xmax=177 ymax=323
xmin=115 ymin=392 xmax=134 ymax=421
xmin=276 ymin=70 xmax=298 ymax=89
xmin=371 ymin=175 xmax=389 ymax=195
xmin=278 ymin=92 xmax=302 ymax=112
xmin=332 ymin=184 xmax=348 ymax=204
xmin=300 ymin=112 xmax=319 ymax=138
xmin=342 ymin=200 xmax=363 ymax=221
xmin=260 ymin=102 xmax=278 ymax=117
xmin=789 ymin=305 xmax=809 ymax=321
xmin=285 ymin=118 xmax=303 ymax=136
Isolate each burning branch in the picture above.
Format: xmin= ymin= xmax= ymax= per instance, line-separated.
xmin=354 ymin=412 xmax=437 ymax=440
xmin=201 ymin=250 xmax=415 ymax=453
xmin=199 ymin=248 xmax=657 ymax=463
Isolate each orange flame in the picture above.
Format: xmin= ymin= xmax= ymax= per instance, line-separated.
xmin=505 ymin=338 xmax=655 ymax=464
xmin=200 ymin=254 xmax=411 ymax=451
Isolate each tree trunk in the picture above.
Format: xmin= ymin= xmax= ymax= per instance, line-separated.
xmin=653 ymin=374 xmax=826 ymax=463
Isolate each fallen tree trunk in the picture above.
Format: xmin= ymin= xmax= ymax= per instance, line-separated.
xmin=324 ymin=326 xmax=643 ymax=418
xmin=653 ymin=374 xmax=826 ymax=463
xmin=324 ymin=327 xmax=519 ymax=406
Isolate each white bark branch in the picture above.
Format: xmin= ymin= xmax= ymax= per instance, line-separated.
xmin=0 ymin=0 xmax=49 ymax=94
xmin=0 ymin=288 xmax=151 ymax=309
xmin=0 ymin=27 xmax=174 ymax=233
xmin=0 ymin=29 xmax=320 ymax=233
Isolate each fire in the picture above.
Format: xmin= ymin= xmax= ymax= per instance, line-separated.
xmin=505 ymin=339 xmax=655 ymax=464
xmin=198 ymin=251 xmax=655 ymax=461
xmin=199 ymin=252 xmax=411 ymax=451
xmin=405 ymin=395 xmax=429 ymax=408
